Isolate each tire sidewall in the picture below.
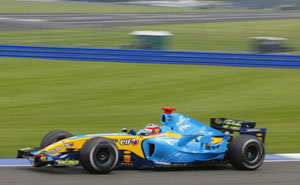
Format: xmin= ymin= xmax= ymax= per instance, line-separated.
xmin=40 ymin=130 xmax=73 ymax=148
xmin=80 ymin=137 xmax=119 ymax=174
xmin=89 ymin=142 xmax=119 ymax=172
xmin=240 ymin=139 xmax=265 ymax=170
xmin=229 ymin=135 xmax=265 ymax=170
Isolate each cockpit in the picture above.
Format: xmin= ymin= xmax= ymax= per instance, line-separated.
xmin=121 ymin=123 xmax=161 ymax=136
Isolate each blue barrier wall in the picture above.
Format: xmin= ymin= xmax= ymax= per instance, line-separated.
xmin=1 ymin=44 xmax=300 ymax=68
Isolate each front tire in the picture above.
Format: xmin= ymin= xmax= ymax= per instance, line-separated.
xmin=229 ymin=135 xmax=265 ymax=170
xmin=40 ymin=130 xmax=73 ymax=148
xmin=34 ymin=130 xmax=73 ymax=168
xmin=80 ymin=137 xmax=119 ymax=174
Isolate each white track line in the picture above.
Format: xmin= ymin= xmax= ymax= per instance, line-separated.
xmin=0 ymin=165 xmax=31 ymax=167
xmin=1 ymin=154 xmax=300 ymax=167
xmin=0 ymin=17 xmax=45 ymax=22
xmin=1 ymin=159 xmax=300 ymax=167
xmin=264 ymin=160 xmax=300 ymax=162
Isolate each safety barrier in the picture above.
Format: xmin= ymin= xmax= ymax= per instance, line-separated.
xmin=1 ymin=44 xmax=300 ymax=68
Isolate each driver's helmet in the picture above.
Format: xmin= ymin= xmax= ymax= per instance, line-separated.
xmin=144 ymin=124 xmax=160 ymax=135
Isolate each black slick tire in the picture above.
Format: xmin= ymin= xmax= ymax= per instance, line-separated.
xmin=40 ymin=130 xmax=73 ymax=148
xmin=229 ymin=135 xmax=265 ymax=170
xmin=80 ymin=137 xmax=119 ymax=174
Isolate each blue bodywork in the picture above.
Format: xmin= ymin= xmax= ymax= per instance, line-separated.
xmin=141 ymin=113 xmax=230 ymax=166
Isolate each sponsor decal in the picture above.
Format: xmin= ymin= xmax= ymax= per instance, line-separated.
xmin=245 ymin=128 xmax=263 ymax=132
xmin=223 ymin=120 xmax=242 ymax=129
xmin=131 ymin=139 xmax=139 ymax=146
xmin=56 ymin=159 xmax=79 ymax=165
xmin=224 ymin=119 xmax=243 ymax=126
xmin=120 ymin=162 xmax=133 ymax=166
xmin=215 ymin=118 xmax=223 ymax=124
xmin=111 ymin=139 xmax=118 ymax=143
xmin=120 ymin=139 xmax=139 ymax=146
xmin=178 ymin=124 xmax=191 ymax=133
xmin=63 ymin=142 xmax=74 ymax=147
xmin=167 ymin=116 xmax=174 ymax=122
xmin=176 ymin=115 xmax=191 ymax=132
xmin=48 ymin=149 xmax=56 ymax=153
xmin=176 ymin=116 xmax=190 ymax=126
xmin=165 ymin=139 xmax=176 ymax=146
xmin=55 ymin=147 xmax=61 ymax=151
xmin=59 ymin=154 xmax=68 ymax=159
xmin=153 ymin=161 xmax=171 ymax=165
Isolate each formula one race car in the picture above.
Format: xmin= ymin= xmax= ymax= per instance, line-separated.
xmin=18 ymin=108 xmax=267 ymax=174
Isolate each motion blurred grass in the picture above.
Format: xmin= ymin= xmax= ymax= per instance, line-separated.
xmin=0 ymin=57 xmax=300 ymax=157
xmin=0 ymin=0 xmax=260 ymax=13
xmin=127 ymin=19 xmax=300 ymax=53
xmin=1 ymin=19 xmax=300 ymax=53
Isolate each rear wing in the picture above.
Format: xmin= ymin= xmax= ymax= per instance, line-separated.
xmin=210 ymin=118 xmax=267 ymax=143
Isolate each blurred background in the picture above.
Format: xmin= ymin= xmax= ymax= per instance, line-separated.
xmin=1 ymin=0 xmax=300 ymax=53
xmin=0 ymin=0 xmax=300 ymax=157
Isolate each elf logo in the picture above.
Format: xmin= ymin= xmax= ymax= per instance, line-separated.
xmin=120 ymin=139 xmax=139 ymax=146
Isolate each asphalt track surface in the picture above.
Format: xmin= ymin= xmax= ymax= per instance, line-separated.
xmin=0 ymin=162 xmax=300 ymax=185
xmin=1 ymin=11 xmax=300 ymax=30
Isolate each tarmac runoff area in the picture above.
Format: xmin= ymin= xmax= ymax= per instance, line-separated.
xmin=0 ymin=154 xmax=300 ymax=185
xmin=1 ymin=11 xmax=300 ymax=30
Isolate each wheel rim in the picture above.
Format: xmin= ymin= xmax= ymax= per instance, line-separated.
xmin=97 ymin=147 xmax=110 ymax=163
xmin=246 ymin=145 xmax=259 ymax=161
xmin=245 ymin=144 xmax=259 ymax=162
xmin=94 ymin=145 xmax=115 ymax=167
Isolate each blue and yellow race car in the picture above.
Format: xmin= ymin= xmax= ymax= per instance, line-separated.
xmin=18 ymin=108 xmax=266 ymax=174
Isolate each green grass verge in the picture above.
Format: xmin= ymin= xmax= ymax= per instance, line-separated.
xmin=0 ymin=0 xmax=261 ymax=13
xmin=1 ymin=19 xmax=300 ymax=53
xmin=0 ymin=57 xmax=300 ymax=157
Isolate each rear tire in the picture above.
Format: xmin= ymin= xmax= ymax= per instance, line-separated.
xmin=80 ymin=137 xmax=119 ymax=174
xmin=40 ymin=130 xmax=73 ymax=148
xmin=229 ymin=135 xmax=265 ymax=170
